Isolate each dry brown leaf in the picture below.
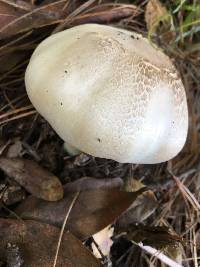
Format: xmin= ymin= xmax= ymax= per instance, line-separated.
xmin=52 ymin=2 xmax=140 ymax=33
xmin=145 ymin=0 xmax=169 ymax=31
xmin=116 ymin=224 xmax=184 ymax=249
xmin=64 ymin=177 xmax=123 ymax=193
xmin=0 ymin=2 xmax=20 ymax=30
xmin=0 ymin=157 xmax=64 ymax=201
xmin=15 ymin=188 xmax=145 ymax=240
xmin=116 ymin=190 xmax=158 ymax=227
xmin=0 ymin=219 xmax=103 ymax=267
xmin=119 ymin=178 xmax=157 ymax=226
xmin=69 ymin=6 xmax=139 ymax=26
xmin=0 ymin=1 xmax=66 ymax=40
xmin=2 ymin=185 xmax=26 ymax=206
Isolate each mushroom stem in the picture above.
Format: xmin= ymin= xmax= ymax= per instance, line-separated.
xmin=63 ymin=142 xmax=80 ymax=156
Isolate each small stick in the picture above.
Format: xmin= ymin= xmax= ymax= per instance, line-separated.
xmin=53 ymin=191 xmax=80 ymax=267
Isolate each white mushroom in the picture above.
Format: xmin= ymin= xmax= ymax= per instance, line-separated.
xmin=25 ymin=24 xmax=188 ymax=164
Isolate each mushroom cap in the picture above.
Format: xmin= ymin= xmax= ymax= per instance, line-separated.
xmin=25 ymin=24 xmax=188 ymax=164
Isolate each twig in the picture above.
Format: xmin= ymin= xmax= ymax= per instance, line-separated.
xmin=52 ymin=0 xmax=96 ymax=33
xmin=0 ymin=110 xmax=37 ymax=125
xmin=0 ymin=0 xmax=33 ymax=11
xmin=53 ymin=191 xmax=80 ymax=267
xmin=192 ymin=227 xmax=198 ymax=267
xmin=172 ymin=175 xmax=200 ymax=211
xmin=0 ymin=105 xmax=33 ymax=120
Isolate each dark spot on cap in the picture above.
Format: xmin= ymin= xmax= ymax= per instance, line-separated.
xmin=117 ymin=31 xmax=125 ymax=35
xmin=60 ymin=102 xmax=63 ymax=106
xmin=65 ymin=70 xmax=68 ymax=74
xmin=97 ymin=138 xmax=101 ymax=142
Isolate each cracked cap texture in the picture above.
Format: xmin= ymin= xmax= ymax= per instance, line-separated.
xmin=25 ymin=24 xmax=188 ymax=163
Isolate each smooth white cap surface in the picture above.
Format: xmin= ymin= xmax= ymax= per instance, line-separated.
xmin=25 ymin=24 xmax=188 ymax=163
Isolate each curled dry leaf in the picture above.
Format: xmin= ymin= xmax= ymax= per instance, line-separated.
xmin=16 ymin=188 xmax=146 ymax=240
xmin=0 ymin=219 xmax=102 ymax=267
xmin=145 ymin=0 xmax=170 ymax=32
xmin=0 ymin=157 xmax=63 ymax=201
